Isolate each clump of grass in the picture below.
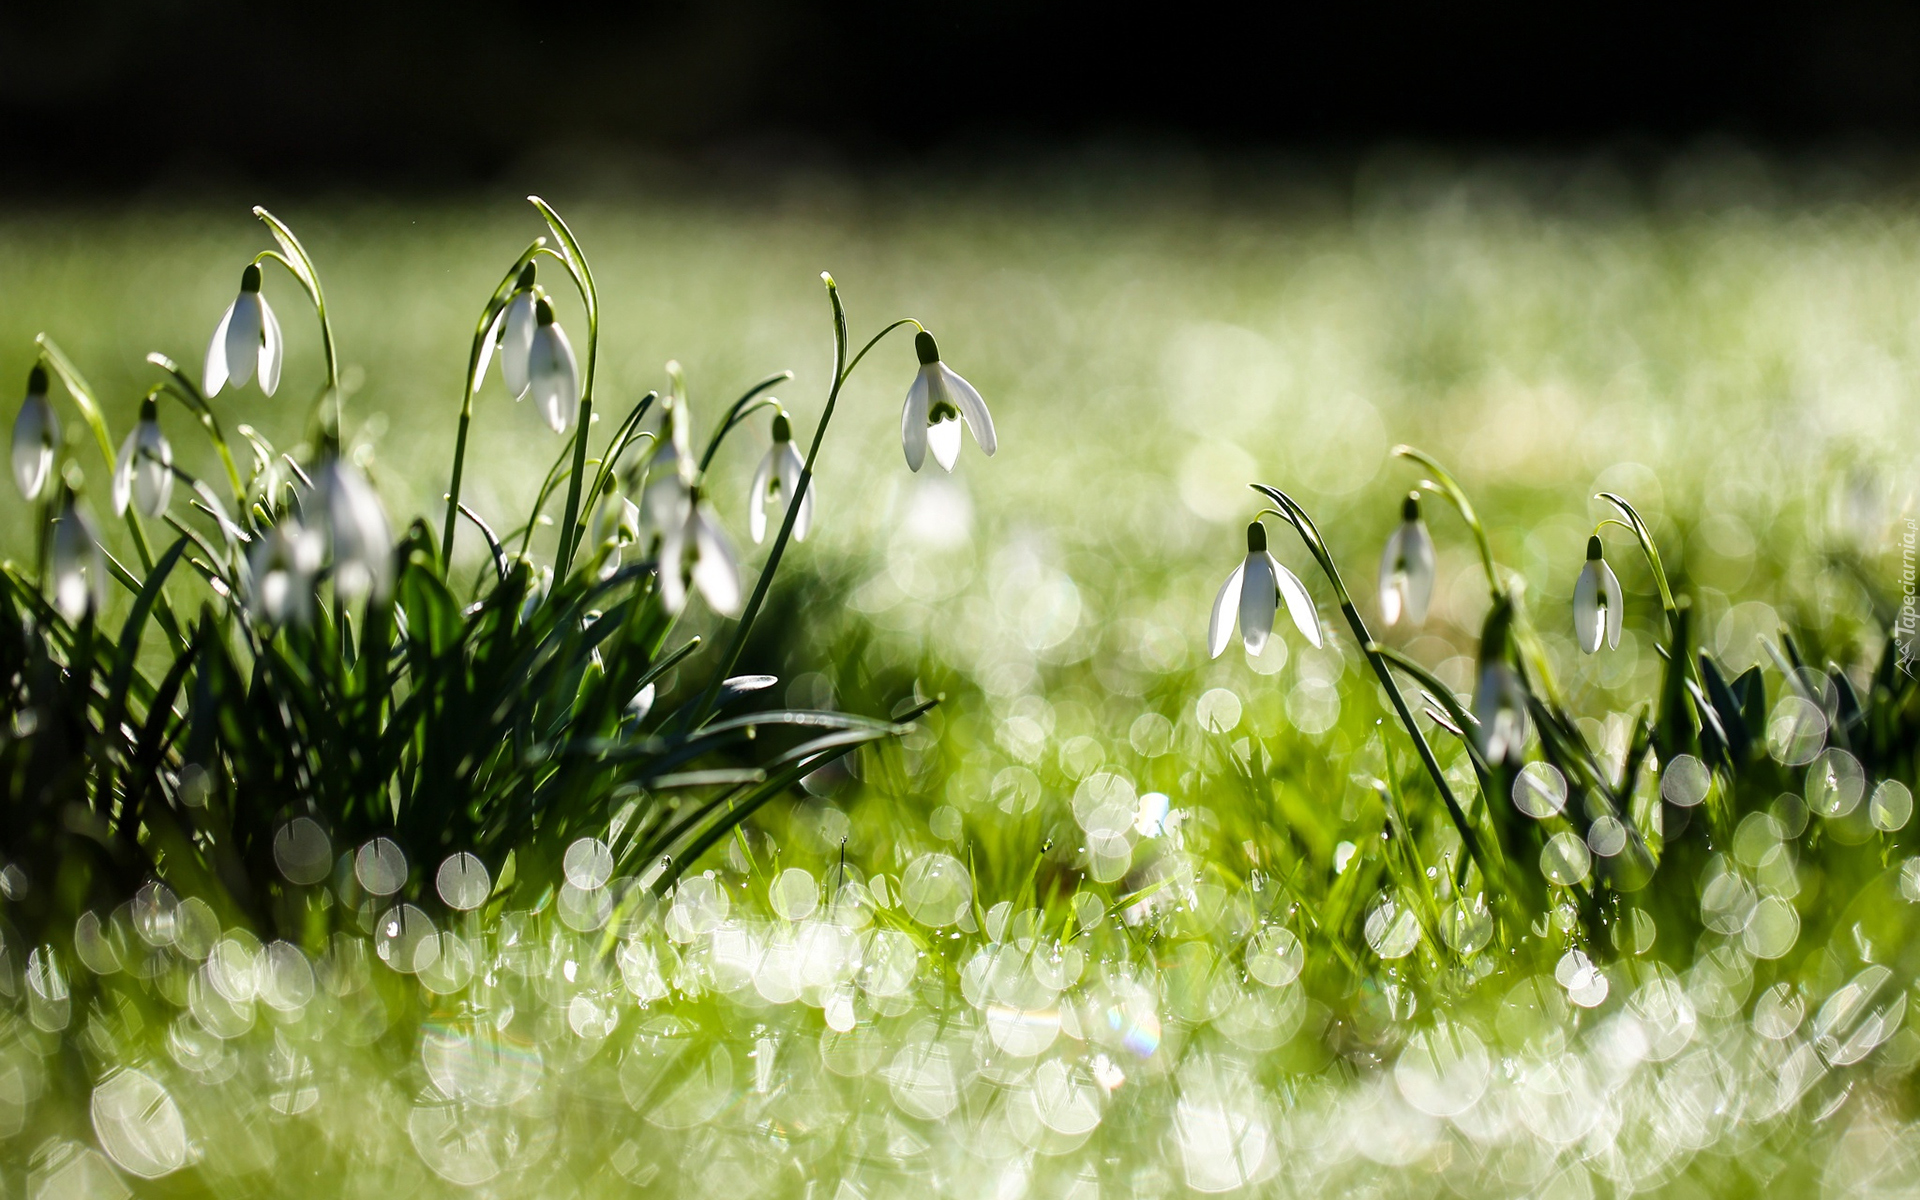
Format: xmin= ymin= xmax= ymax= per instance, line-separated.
xmin=3 ymin=188 xmax=1920 ymax=1197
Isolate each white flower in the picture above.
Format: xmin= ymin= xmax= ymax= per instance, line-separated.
xmin=247 ymin=519 xmax=324 ymax=627
xmin=1474 ymin=662 xmax=1530 ymax=767
xmin=1572 ymin=536 xmax=1623 ymax=653
xmin=749 ymin=409 xmax=811 ymax=544
xmin=112 ymin=399 xmax=174 ymax=518
xmin=204 ymin=263 xmax=283 ymax=397
xmin=313 ymin=457 xmax=393 ymax=601
xmin=660 ymin=492 xmax=742 ymax=617
xmin=902 ymin=331 xmax=995 ymax=472
xmin=474 ymin=264 xmax=537 ymax=400
xmin=1208 ymin=520 xmax=1323 ymax=658
xmin=1378 ymin=493 xmax=1435 ymax=627
xmin=12 ymin=365 xmax=57 ymax=501
xmin=527 ymin=298 xmax=579 ymax=433
xmin=639 ymin=391 xmax=695 ymax=543
xmin=50 ymin=499 xmax=107 ymax=622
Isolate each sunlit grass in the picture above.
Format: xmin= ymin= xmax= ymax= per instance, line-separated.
xmin=2 ymin=167 xmax=1919 ymax=1195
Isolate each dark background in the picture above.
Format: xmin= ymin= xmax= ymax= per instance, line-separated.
xmin=5 ymin=1 xmax=1920 ymax=194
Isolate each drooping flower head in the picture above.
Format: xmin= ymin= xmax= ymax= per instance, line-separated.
xmin=11 ymin=365 xmax=58 ymax=501
xmin=50 ymin=495 xmax=108 ymax=623
xmin=247 ymin=518 xmax=324 ymax=628
xmin=527 ymin=297 xmax=580 ymax=434
xmin=1378 ymin=491 xmax=1435 ymax=627
xmin=902 ymin=331 xmax=995 ymax=473
xmin=205 ymin=263 xmax=284 ymax=397
xmin=112 ymin=395 xmax=174 ymax=518
xmin=1573 ymin=535 xmax=1623 ymax=654
xmin=660 ymin=486 xmax=742 ymax=617
xmin=1209 ymin=519 xmax=1323 ymax=659
xmin=750 ymin=408 xmax=811 ymax=544
xmin=312 ymin=453 xmax=393 ymax=602
xmin=639 ymin=368 xmax=695 ymax=543
xmin=1473 ymin=598 xmax=1531 ymax=768
xmin=475 ymin=261 xmax=538 ymax=401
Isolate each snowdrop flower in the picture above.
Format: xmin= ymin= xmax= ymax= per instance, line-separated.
xmin=1208 ymin=519 xmax=1323 ymax=659
xmin=1572 ymin=535 xmax=1623 ymax=653
xmin=1472 ymin=605 xmax=1529 ymax=766
xmin=12 ymin=365 xmax=57 ymax=501
xmin=313 ymin=456 xmax=393 ymax=601
xmin=475 ymin=263 xmax=538 ymax=400
xmin=204 ymin=263 xmax=283 ymax=397
xmin=1474 ymin=662 xmax=1530 ymax=767
xmin=1378 ymin=492 xmax=1434 ymax=627
xmin=111 ymin=396 xmax=174 ymax=518
xmin=902 ymin=331 xmax=995 ymax=472
xmin=50 ymin=498 xmax=107 ymax=622
xmin=660 ymin=489 xmax=742 ymax=617
xmin=749 ymin=409 xmax=811 ymax=544
xmin=639 ymin=386 xmax=695 ymax=542
xmin=528 ymin=297 xmax=580 ymax=433
xmin=247 ymin=519 xmax=324 ymax=627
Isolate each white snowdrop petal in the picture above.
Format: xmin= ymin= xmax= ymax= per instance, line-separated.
xmin=501 ymin=293 xmax=535 ymax=399
xmin=203 ymin=300 xmax=236 ymax=396
xmin=1239 ymin=552 xmax=1278 ymax=656
xmin=749 ymin=449 xmax=775 ymax=544
xmin=692 ymin=508 xmax=743 ymax=616
xmin=1378 ymin=526 xmax=1406 ymax=625
xmin=472 ymin=303 xmax=508 ymax=395
xmin=226 ymin=293 xmax=263 ymax=387
xmin=258 ymin=296 xmax=284 ymax=396
xmin=1600 ymin=559 xmax=1623 ymax=650
xmin=927 ymin=418 xmax=963 ymax=472
xmin=901 ymin=370 xmax=931 ymax=471
xmin=943 ymin=365 xmax=996 ymax=456
xmin=1573 ymin=563 xmax=1602 ymax=654
xmin=780 ymin=443 xmax=811 ymax=541
xmin=1208 ymin=561 xmax=1245 ymax=659
xmin=1271 ymin=556 xmax=1323 ymax=648
xmin=1402 ymin=521 xmax=1435 ymax=623
xmin=112 ymin=430 xmax=137 ymax=516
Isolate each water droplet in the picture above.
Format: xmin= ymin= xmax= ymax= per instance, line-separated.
xmin=355 ymin=837 xmax=408 ymax=896
xmin=91 ymin=1069 xmax=188 ymax=1178
xmin=1513 ymin=761 xmax=1568 ymax=818
xmin=900 ymin=853 xmax=971 ymax=928
xmin=1660 ymin=755 xmax=1711 ymax=808
xmin=563 ymin=838 xmax=613 ymax=890
xmin=436 ymin=853 xmax=491 ymax=910
xmin=272 ymin=818 xmax=332 ymax=885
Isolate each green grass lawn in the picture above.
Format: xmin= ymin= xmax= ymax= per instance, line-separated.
xmin=2 ymin=166 xmax=1919 ymax=1196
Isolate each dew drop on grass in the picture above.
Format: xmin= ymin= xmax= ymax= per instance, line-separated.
xmin=1902 ymin=858 xmax=1920 ymax=903
xmin=1196 ymin=688 xmax=1242 ymax=733
xmin=1540 ymin=832 xmax=1592 ymax=887
xmin=1364 ymin=896 xmax=1420 ymax=959
xmin=273 ymin=818 xmax=332 ymax=885
xmin=1586 ymin=814 xmax=1628 ymax=857
xmin=769 ymin=868 xmax=818 ymax=922
xmin=1440 ymin=895 xmax=1494 ymax=955
xmin=901 ymin=854 xmax=971 ymax=928
xmin=90 ymin=1068 xmax=188 ymax=1179
xmin=1752 ymin=982 xmax=1805 ymax=1039
xmin=436 ymin=853 xmax=491 ymax=910
xmin=1512 ymin=762 xmax=1568 ymax=818
xmin=1555 ymin=949 xmax=1609 ymax=1008
xmin=355 ymin=838 xmax=408 ymax=897
xmin=1869 ymin=780 xmax=1913 ymax=832
xmin=1743 ymin=895 xmax=1800 ymax=959
xmin=1767 ymin=696 xmax=1827 ymax=766
xmin=1129 ymin=711 xmax=1173 ymax=757
xmin=374 ymin=904 xmax=437 ymax=974
xmin=1806 ymin=749 xmax=1865 ymax=819
xmin=563 ymin=838 xmax=613 ymax=891
xmin=1394 ymin=1021 xmax=1490 ymax=1118
xmin=1245 ymin=926 xmax=1304 ymax=986
xmin=1660 ymin=755 xmax=1711 ymax=808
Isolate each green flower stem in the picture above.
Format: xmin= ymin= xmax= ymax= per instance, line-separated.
xmin=145 ymin=355 xmax=246 ymax=507
xmin=440 ymin=239 xmax=546 ymax=566
xmin=698 ymin=371 xmax=794 ymax=474
xmin=1394 ymin=445 xmax=1500 ymax=597
xmin=688 ymin=281 xmax=920 ymax=729
xmin=527 ymin=199 xmax=600 ymax=583
xmin=35 ymin=335 xmax=182 ymax=645
xmin=1595 ymin=495 xmax=1679 ymax=626
xmin=251 ymin=208 xmax=339 ymax=396
xmin=1252 ymin=483 xmax=1505 ymax=902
